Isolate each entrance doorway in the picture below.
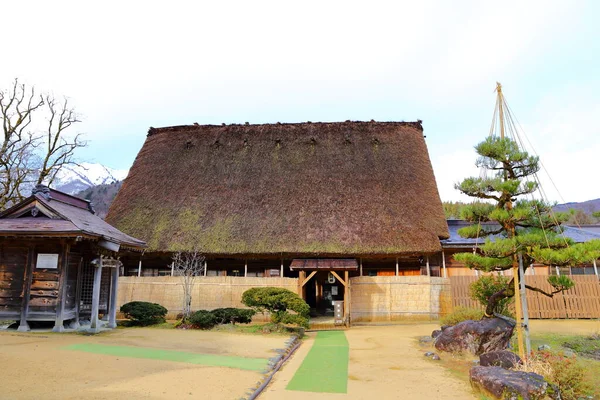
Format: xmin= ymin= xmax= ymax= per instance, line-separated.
xmin=304 ymin=271 xmax=345 ymax=316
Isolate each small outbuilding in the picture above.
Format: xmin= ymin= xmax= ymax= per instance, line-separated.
xmin=0 ymin=185 xmax=146 ymax=332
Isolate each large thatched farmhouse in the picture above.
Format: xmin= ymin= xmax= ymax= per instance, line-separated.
xmin=107 ymin=121 xmax=451 ymax=322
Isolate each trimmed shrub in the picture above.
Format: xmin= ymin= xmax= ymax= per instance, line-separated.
xmin=120 ymin=301 xmax=167 ymax=326
xmin=211 ymin=308 xmax=255 ymax=325
xmin=440 ymin=306 xmax=484 ymax=326
xmin=189 ymin=310 xmax=217 ymax=330
xmin=470 ymin=275 xmax=514 ymax=318
xmin=242 ymin=287 xmax=310 ymax=328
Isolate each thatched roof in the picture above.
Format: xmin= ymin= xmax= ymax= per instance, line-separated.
xmin=106 ymin=121 xmax=448 ymax=256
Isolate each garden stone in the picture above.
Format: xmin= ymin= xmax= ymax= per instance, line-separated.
xmin=470 ymin=366 xmax=550 ymax=400
xmin=538 ymin=344 xmax=551 ymax=351
xmin=431 ymin=354 xmax=441 ymax=360
xmin=431 ymin=329 xmax=442 ymax=339
xmin=424 ymin=352 xmax=434 ymax=357
xmin=480 ymin=350 xmax=522 ymax=369
xmin=434 ymin=317 xmax=515 ymax=355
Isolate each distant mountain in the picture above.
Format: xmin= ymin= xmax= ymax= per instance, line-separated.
xmin=76 ymin=181 xmax=123 ymax=219
xmin=553 ymin=198 xmax=600 ymax=214
xmin=52 ymin=162 xmax=128 ymax=195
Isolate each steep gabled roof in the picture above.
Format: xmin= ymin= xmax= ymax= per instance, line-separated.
xmin=106 ymin=121 xmax=448 ymax=256
xmin=0 ymin=187 xmax=146 ymax=250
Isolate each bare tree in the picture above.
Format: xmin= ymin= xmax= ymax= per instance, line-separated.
xmin=0 ymin=79 xmax=85 ymax=210
xmin=172 ymin=251 xmax=206 ymax=319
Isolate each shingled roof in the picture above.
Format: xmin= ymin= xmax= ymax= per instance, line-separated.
xmin=106 ymin=121 xmax=448 ymax=256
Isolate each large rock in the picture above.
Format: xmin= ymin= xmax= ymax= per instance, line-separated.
xmin=480 ymin=350 xmax=522 ymax=369
xmin=434 ymin=317 xmax=514 ymax=355
xmin=470 ymin=366 xmax=550 ymax=400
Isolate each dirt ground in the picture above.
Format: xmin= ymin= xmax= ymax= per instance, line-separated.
xmin=0 ymin=327 xmax=288 ymax=400
xmin=261 ymin=323 xmax=477 ymax=400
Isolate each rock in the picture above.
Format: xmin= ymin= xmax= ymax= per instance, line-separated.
xmin=419 ymin=335 xmax=433 ymax=343
xmin=424 ymin=352 xmax=435 ymax=357
xmin=440 ymin=325 xmax=450 ymax=331
xmin=538 ymin=344 xmax=551 ymax=351
xmin=431 ymin=329 xmax=442 ymax=339
xmin=470 ymin=366 xmax=550 ymax=400
xmin=480 ymin=350 xmax=522 ymax=369
xmin=431 ymin=354 xmax=441 ymax=360
xmin=434 ymin=318 xmax=515 ymax=355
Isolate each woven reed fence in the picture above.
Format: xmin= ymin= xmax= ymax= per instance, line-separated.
xmin=450 ymin=275 xmax=600 ymax=319
xmin=117 ymin=276 xmax=298 ymax=318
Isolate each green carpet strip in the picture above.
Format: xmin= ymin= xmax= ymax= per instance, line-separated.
xmin=286 ymin=331 xmax=349 ymax=393
xmin=64 ymin=343 xmax=268 ymax=371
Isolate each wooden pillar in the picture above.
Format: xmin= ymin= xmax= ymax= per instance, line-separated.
xmin=72 ymin=257 xmax=83 ymax=329
xmin=170 ymin=262 xmax=174 ymax=276
xmin=138 ymin=259 xmax=142 ymax=277
xmin=298 ymin=270 xmax=306 ymax=297
xmin=344 ymin=270 xmax=350 ymax=327
xmin=90 ymin=258 xmax=103 ymax=333
xmin=244 ymin=260 xmax=248 ymax=277
xmin=18 ymin=246 xmax=36 ymax=332
xmin=108 ymin=266 xmax=119 ymax=329
xmin=359 ymin=258 xmax=363 ymax=276
xmin=53 ymin=243 xmax=70 ymax=333
xmin=426 ymin=256 xmax=431 ymax=277
xmin=280 ymin=259 xmax=284 ymax=277
xmin=555 ymin=266 xmax=560 ymax=276
xmin=395 ymin=257 xmax=399 ymax=276
xmin=204 ymin=260 xmax=207 ymax=276
xmin=593 ymin=259 xmax=598 ymax=278
xmin=442 ymin=250 xmax=447 ymax=278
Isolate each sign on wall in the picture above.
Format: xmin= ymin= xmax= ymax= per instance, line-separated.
xmin=36 ymin=253 xmax=59 ymax=269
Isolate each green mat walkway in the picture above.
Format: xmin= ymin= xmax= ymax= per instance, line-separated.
xmin=64 ymin=343 xmax=268 ymax=371
xmin=286 ymin=330 xmax=349 ymax=393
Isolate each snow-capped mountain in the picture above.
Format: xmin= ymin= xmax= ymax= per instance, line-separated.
xmin=51 ymin=162 xmax=128 ymax=195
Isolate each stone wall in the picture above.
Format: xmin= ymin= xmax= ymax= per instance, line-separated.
xmin=350 ymin=276 xmax=452 ymax=322
xmin=117 ymin=276 xmax=299 ymax=318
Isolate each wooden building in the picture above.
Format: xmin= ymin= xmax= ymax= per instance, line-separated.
xmin=106 ymin=121 xmax=449 ymax=319
xmin=0 ymin=185 xmax=146 ymax=332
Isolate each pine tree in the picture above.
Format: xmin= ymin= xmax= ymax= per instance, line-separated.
xmin=454 ymin=136 xmax=599 ymax=316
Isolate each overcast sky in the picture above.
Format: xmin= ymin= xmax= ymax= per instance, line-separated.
xmin=2 ymin=1 xmax=598 ymax=203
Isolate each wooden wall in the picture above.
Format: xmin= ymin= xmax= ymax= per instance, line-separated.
xmin=0 ymin=245 xmax=28 ymax=317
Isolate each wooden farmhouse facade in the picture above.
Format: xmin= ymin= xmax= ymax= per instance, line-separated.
xmin=0 ymin=185 xmax=145 ymax=332
xmin=106 ymin=121 xmax=449 ymax=320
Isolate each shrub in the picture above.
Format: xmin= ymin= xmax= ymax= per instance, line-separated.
xmin=189 ymin=310 xmax=217 ymax=329
xmin=440 ymin=306 xmax=484 ymax=326
xmin=120 ymin=301 xmax=168 ymax=326
xmin=242 ymin=287 xmax=310 ymax=328
xmin=211 ymin=308 xmax=255 ymax=325
xmin=516 ymin=351 xmax=590 ymax=400
xmin=470 ymin=275 xmax=514 ymax=318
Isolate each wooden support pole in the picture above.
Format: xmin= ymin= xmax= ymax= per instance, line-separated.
xmin=593 ymin=259 xmax=598 ymax=278
xmin=280 ymin=259 xmax=284 ymax=277
xmin=359 ymin=258 xmax=363 ymax=276
xmin=344 ymin=270 xmax=350 ymax=327
xmin=108 ymin=266 xmax=119 ymax=329
xmin=170 ymin=262 xmax=174 ymax=276
xmin=555 ymin=266 xmax=560 ymax=276
xmin=204 ymin=260 xmax=207 ymax=276
xmin=298 ymin=270 xmax=306 ymax=297
xmin=72 ymin=257 xmax=83 ymax=329
xmin=53 ymin=243 xmax=70 ymax=333
xmin=442 ymin=250 xmax=447 ymax=278
xmin=395 ymin=257 xmax=399 ymax=276
xmin=244 ymin=260 xmax=248 ymax=277
xmin=18 ymin=246 xmax=35 ymax=332
xmin=138 ymin=259 xmax=142 ymax=277
xmin=426 ymin=256 xmax=431 ymax=277
xmin=90 ymin=258 xmax=103 ymax=333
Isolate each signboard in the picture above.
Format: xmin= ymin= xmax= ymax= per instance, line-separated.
xmin=36 ymin=253 xmax=59 ymax=269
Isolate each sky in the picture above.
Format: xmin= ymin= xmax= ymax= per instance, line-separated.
xmin=2 ymin=0 xmax=599 ymax=203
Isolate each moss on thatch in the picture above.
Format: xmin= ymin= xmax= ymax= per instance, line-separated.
xmin=106 ymin=121 xmax=448 ymax=255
